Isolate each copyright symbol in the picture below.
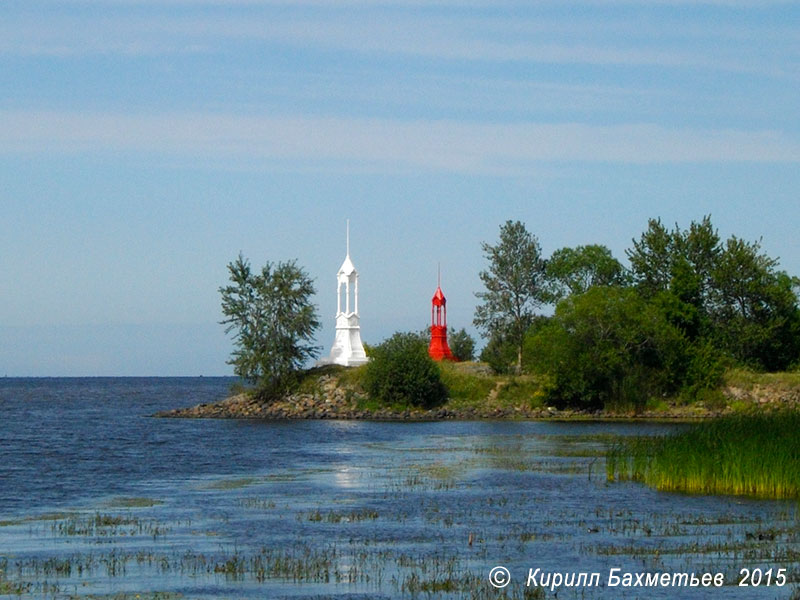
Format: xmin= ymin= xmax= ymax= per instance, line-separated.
xmin=489 ymin=566 xmax=511 ymax=588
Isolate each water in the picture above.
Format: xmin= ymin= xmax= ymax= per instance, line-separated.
xmin=0 ymin=378 xmax=798 ymax=599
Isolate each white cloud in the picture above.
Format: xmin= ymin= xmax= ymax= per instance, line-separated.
xmin=1 ymin=9 xmax=795 ymax=79
xmin=2 ymin=111 xmax=798 ymax=172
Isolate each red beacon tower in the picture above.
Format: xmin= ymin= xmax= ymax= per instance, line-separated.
xmin=429 ymin=270 xmax=455 ymax=361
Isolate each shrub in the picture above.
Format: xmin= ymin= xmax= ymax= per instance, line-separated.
xmin=449 ymin=328 xmax=476 ymax=362
xmin=479 ymin=331 xmax=518 ymax=374
xmin=364 ymin=332 xmax=448 ymax=409
xmin=680 ymin=340 xmax=726 ymax=402
xmin=526 ymin=287 xmax=684 ymax=411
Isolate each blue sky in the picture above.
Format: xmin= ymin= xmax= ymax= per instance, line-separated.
xmin=1 ymin=0 xmax=798 ymax=375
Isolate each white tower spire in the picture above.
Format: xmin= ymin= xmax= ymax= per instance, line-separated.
xmin=318 ymin=220 xmax=369 ymax=367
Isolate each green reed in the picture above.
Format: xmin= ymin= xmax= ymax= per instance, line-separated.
xmin=607 ymin=411 xmax=800 ymax=499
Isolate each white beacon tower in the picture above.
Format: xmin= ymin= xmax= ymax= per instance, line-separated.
xmin=320 ymin=220 xmax=369 ymax=366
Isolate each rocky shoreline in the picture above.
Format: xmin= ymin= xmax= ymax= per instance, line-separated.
xmin=156 ymin=375 xmax=554 ymax=420
xmin=155 ymin=368 xmax=800 ymax=421
xmin=156 ymin=377 xmax=751 ymax=421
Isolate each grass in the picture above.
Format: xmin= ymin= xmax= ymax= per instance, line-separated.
xmin=66 ymin=594 xmax=182 ymax=600
xmin=725 ymin=367 xmax=800 ymax=389
xmin=104 ymin=497 xmax=163 ymax=508
xmin=607 ymin=410 xmax=800 ymax=499
xmin=304 ymin=508 xmax=379 ymax=523
xmin=52 ymin=513 xmax=168 ymax=538
xmin=202 ymin=477 xmax=258 ymax=490
xmin=438 ymin=361 xmax=496 ymax=408
xmin=439 ymin=362 xmax=544 ymax=414
xmin=494 ymin=376 xmax=545 ymax=408
xmin=299 ymin=361 xmax=546 ymax=416
xmin=217 ymin=361 xmax=800 ymax=420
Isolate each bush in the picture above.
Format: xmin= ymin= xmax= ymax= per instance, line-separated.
xmin=526 ymin=287 xmax=684 ymax=411
xmin=364 ymin=332 xmax=448 ymax=409
xmin=449 ymin=328 xmax=476 ymax=362
xmin=680 ymin=340 xmax=726 ymax=402
xmin=479 ymin=331 xmax=518 ymax=374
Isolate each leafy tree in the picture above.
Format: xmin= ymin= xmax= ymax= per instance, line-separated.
xmin=681 ymin=339 xmax=727 ymax=402
xmin=546 ymin=244 xmax=627 ymax=301
xmin=479 ymin=330 xmax=518 ymax=375
xmin=626 ymin=216 xmax=724 ymax=342
xmin=710 ymin=237 xmax=800 ymax=370
xmin=364 ymin=332 xmax=447 ymax=408
xmin=653 ymin=257 xmax=706 ymax=341
xmin=627 ymin=216 xmax=721 ymax=304
xmin=449 ymin=327 xmax=476 ymax=362
xmin=526 ymin=287 xmax=684 ymax=410
xmin=626 ymin=218 xmax=675 ymax=296
xmin=220 ymin=254 xmax=320 ymax=400
xmin=678 ymin=216 xmax=722 ymax=302
xmin=474 ymin=220 xmax=548 ymax=373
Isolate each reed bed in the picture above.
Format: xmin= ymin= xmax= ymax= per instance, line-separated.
xmin=607 ymin=411 xmax=800 ymax=499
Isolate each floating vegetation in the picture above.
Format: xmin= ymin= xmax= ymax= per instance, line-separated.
xmin=0 ymin=559 xmax=32 ymax=595
xmin=104 ymin=497 xmax=164 ymax=509
xmin=201 ymin=477 xmax=258 ymax=490
xmin=607 ymin=411 xmax=800 ymax=499
xmin=0 ymin=512 xmax=76 ymax=527
xmin=52 ymin=513 xmax=169 ymax=539
xmin=65 ymin=594 xmax=182 ymax=600
xmin=304 ymin=508 xmax=379 ymax=523
xmin=238 ymin=497 xmax=276 ymax=510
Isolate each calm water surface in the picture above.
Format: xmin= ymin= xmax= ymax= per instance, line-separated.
xmin=0 ymin=378 xmax=798 ymax=599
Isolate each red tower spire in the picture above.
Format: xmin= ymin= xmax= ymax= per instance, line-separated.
xmin=429 ymin=267 xmax=455 ymax=361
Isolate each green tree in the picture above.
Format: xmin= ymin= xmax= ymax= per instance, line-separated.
xmin=479 ymin=330 xmax=518 ymax=375
xmin=474 ymin=220 xmax=548 ymax=373
xmin=364 ymin=332 xmax=447 ymax=408
xmin=627 ymin=216 xmax=723 ymax=342
xmin=220 ymin=254 xmax=320 ymax=400
xmin=449 ymin=327 xmax=476 ymax=362
xmin=546 ymin=244 xmax=627 ymax=301
xmin=626 ymin=218 xmax=675 ymax=296
xmin=627 ymin=216 xmax=720 ymax=304
xmin=710 ymin=237 xmax=800 ymax=370
xmin=526 ymin=287 xmax=684 ymax=410
xmin=627 ymin=216 xmax=800 ymax=371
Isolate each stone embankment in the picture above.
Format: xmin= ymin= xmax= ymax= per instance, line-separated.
xmin=156 ymin=371 xmax=800 ymax=421
xmin=157 ymin=375 xmax=560 ymax=420
xmin=724 ymin=384 xmax=800 ymax=407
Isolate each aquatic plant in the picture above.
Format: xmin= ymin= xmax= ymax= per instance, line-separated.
xmin=607 ymin=411 xmax=800 ymax=499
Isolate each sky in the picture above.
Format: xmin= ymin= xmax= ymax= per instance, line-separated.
xmin=1 ymin=0 xmax=799 ymax=376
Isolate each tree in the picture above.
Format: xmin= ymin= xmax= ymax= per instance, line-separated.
xmin=710 ymin=237 xmax=800 ymax=370
xmin=546 ymin=244 xmax=627 ymax=301
xmin=626 ymin=218 xmax=675 ymax=296
xmin=626 ymin=215 xmax=722 ymax=311
xmin=526 ymin=287 xmax=684 ymax=410
xmin=220 ymin=254 xmax=320 ymax=400
xmin=479 ymin=330 xmax=519 ymax=375
xmin=449 ymin=327 xmax=476 ymax=362
xmin=474 ymin=220 xmax=548 ymax=373
xmin=627 ymin=216 xmax=800 ymax=371
xmin=627 ymin=216 xmax=720 ymax=304
xmin=627 ymin=216 xmax=721 ymax=341
xmin=364 ymin=332 xmax=447 ymax=408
